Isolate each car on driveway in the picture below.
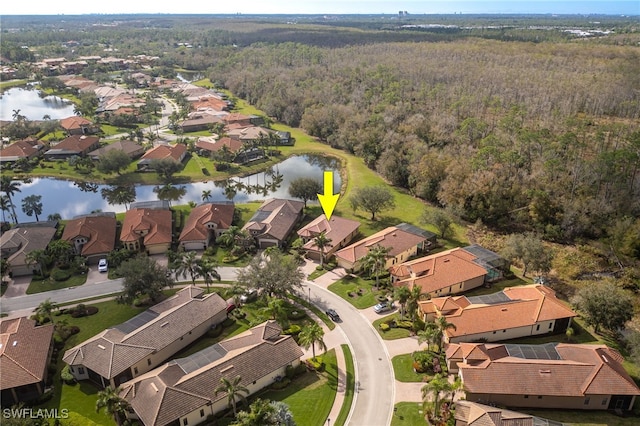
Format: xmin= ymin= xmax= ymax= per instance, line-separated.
xmin=98 ymin=258 xmax=108 ymax=273
xmin=240 ymin=289 xmax=257 ymax=303
xmin=373 ymin=301 xmax=391 ymax=314
xmin=325 ymin=308 xmax=341 ymax=322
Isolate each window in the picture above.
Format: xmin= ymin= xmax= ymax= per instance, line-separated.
xmin=183 ymin=418 xmax=188 ymax=426
xmin=78 ymin=367 xmax=85 ymax=375
xmin=503 ymin=330 xmax=506 ymax=333
xmin=538 ymin=396 xmax=543 ymax=399
xmin=524 ymin=395 xmax=529 ymax=399
xmin=492 ymin=331 xmax=496 ymax=334
xmin=602 ymin=398 xmax=608 ymax=406
xmin=549 ymin=322 xmax=553 ymax=329
xmin=200 ymin=409 xmax=205 ymax=417
xmin=536 ymin=324 xmax=540 ymax=331
xmin=134 ymin=367 xmax=138 ymax=375
xmin=584 ymin=397 xmax=590 ymax=405
xmin=147 ymin=359 xmax=151 ymax=366
xmin=189 ymin=331 xmax=192 ymax=335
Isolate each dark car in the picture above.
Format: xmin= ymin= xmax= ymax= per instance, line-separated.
xmin=325 ymin=309 xmax=341 ymax=322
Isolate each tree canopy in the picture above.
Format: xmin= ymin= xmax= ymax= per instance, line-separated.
xmin=116 ymin=255 xmax=174 ymax=304
xmin=349 ymin=185 xmax=395 ymax=220
xmin=288 ymin=177 xmax=322 ymax=208
xmin=571 ymin=281 xmax=634 ymax=334
xmin=236 ymin=252 xmax=304 ymax=298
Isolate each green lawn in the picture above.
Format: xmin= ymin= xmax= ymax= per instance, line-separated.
xmin=392 ymin=354 xmax=428 ymax=383
xmin=0 ymin=79 xmax=28 ymax=90
xmin=26 ymin=273 xmax=88 ymax=294
xmin=328 ymin=275 xmax=388 ymax=309
xmin=289 ymin=294 xmax=336 ymax=331
xmin=334 ymin=344 xmax=355 ymax=426
xmin=372 ymin=313 xmax=412 ymax=340
xmin=391 ymin=402 xmax=427 ymax=426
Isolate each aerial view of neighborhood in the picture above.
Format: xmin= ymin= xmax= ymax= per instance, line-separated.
xmin=0 ymin=2 xmax=639 ymax=426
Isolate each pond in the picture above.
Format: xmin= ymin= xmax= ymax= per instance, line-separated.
xmin=7 ymin=154 xmax=341 ymax=222
xmin=0 ymin=87 xmax=76 ymax=121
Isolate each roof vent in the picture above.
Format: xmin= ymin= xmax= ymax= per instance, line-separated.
xmin=12 ymin=341 xmax=17 ymax=347
xmin=443 ymin=259 xmax=450 ymax=263
xmin=98 ymin=344 xmax=106 ymax=350
xmin=151 ymin=383 xmax=158 ymax=392
xmin=220 ymin=365 xmax=234 ymax=373
xmin=601 ymin=355 xmax=609 ymax=363
xmin=501 ymin=308 xmax=508 ymax=312
xmin=161 ymin=322 xmax=169 ymax=328
xmin=539 ymin=369 xmax=551 ymax=374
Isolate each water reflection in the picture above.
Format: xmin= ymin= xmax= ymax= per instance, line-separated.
xmin=0 ymin=87 xmax=76 ymax=121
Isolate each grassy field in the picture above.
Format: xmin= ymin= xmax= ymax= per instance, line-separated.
xmin=392 ymin=354 xmax=428 ymax=383
xmin=372 ymin=313 xmax=413 ymax=340
xmin=334 ymin=344 xmax=355 ymax=426
xmin=26 ymin=272 xmax=88 ymax=294
xmin=327 ymin=275 xmax=388 ymax=309
xmin=391 ymin=402 xmax=427 ymax=425
xmin=0 ymin=79 xmax=28 ymax=90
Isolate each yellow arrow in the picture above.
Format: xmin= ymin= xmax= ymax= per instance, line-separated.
xmin=317 ymin=171 xmax=340 ymax=220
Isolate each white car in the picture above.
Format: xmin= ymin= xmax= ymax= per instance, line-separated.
xmin=98 ymin=258 xmax=108 ymax=273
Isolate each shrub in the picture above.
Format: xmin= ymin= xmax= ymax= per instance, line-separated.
xmin=376 ymin=294 xmax=388 ymax=302
xmin=412 ymin=318 xmax=425 ymax=332
xmin=380 ymin=323 xmax=390 ymax=332
xmin=294 ymin=362 xmax=307 ymax=376
xmin=201 ymin=167 xmax=210 ymax=175
xmin=316 ymin=265 xmax=324 ymax=271
xmin=412 ymin=351 xmax=434 ymax=373
xmin=306 ymin=358 xmax=325 ymax=371
xmin=285 ymin=365 xmax=296 ymax=379
xmin=270 ymin=377 xmax=291 ymax=390
xmin=287 ymin=310 xmax=306 ymax=320
xmin=396 ymin=320 xmax=413 ymax=329
xmin=85 ymin=306 xmax=98 ymax=316
xmin=61 ymin=365 xmax=76 ymax=385
xmin=50 ymin=268 xmax=72 ymax=281
xmin=207 ymin=323 xmax=223 ymax=338
xmin=283 ymin=324 xmax=301 ymax=335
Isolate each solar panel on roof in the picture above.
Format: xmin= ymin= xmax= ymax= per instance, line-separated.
xmin=114 ymin=310 xmax=160 ymax=334
xmin=505 ymin=343 xmax=561 ymax=360
xmin=175 ymin=344 xmax=228 ymax=374
xmin=467 ymin=292 xmax=511 ymax=305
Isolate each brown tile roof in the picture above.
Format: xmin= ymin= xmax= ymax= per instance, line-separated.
xmin=120 ymin=321 xmax=303 ymax=426
xmin=120 ymin=207 xmax=172 ymax=246
xmin=48 ymin=135 xmax=100 ymax=153
xmin=60 ymin=116 xmax=93 ymax=131
xmin=457 ymin=343 xmax=640 ymax=398
xmin=195 ymin=137 xmax=243 ymax=154
xmin=298 ymin=215 xmax=360 ymax=253
xmin=455 ymin=401 xmax=537 ymax=426
xmin=420 ymin=285 xmax=576 ymax=339
xmin=242 ymin=198 xmax=304 ymax=243
xmin=335 ymin=226 xmax=427 ymax=264
xmin=391 ymin=247 xmax=488 ymax=294
xmin=0 ymin=317 xmax=54 ymax=390
xmin=140 ymin=144 xmax=186 ymax=162
xmin=191 ymin=97 xmax=228 ymax=111
xmin=63 ymin=287 xmax=227 ymax=380
xmin=61 ymin=213 xmax=117 ymax=256
xmin=0 ymin=226 xmax=57 ymax=270
xmin=0 ymin=139 xmax=43 ymax=160
xmin=179 ymin=203 xmax=235 ymax=244
xmin=222 ymin=113 xmax=252 ymax=126
xmin=88 ymin=139 xmax=143 ymax=159
xmin=226 ymin=126 xmax=271 ymax=141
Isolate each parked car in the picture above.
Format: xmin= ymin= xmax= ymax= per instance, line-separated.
xmin=98 ymin=258 xmax=108 ymax=273
xmin=240 ymin=289 xmax=257 ymax=303
xmin=325 ymin=308 xmax=341 ymax=322
xmin=373 ymin=301 xmax=391 ymax=314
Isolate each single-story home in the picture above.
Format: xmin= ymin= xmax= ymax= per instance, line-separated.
xmin=419 ymin=284 xmax=576 ymax=344
xmin=61 ymin=212 xmax=117 ymax=264
xmin=88 ymin=139 xmax=144 ymax=160
xmin=297 ymin=215 xmax=361 ymax=261
xmin=195 ymin=137 xmax=243 ymax=159
xmin=179 ymin=202 xmax=235 ymax=251
xmin=120 ymin=205 xmax=172 ymax=254
xmin=137 ymin=144 xmax=187 ymax=171
xmin=43 ymin=135 xmax=100 ymax=160
xmin=178 ymin=113 xmax=224 ymax=133
xmin=120 ymin=321 xmax=304 ymax=426
xmin=59 ymin=116 xmax=98 ymax=135
xmin=63 ymin=286 xmax=227 ymax=389
xmin=390 ymin=247 xmax=492 ymax=299
xmin=242 ymin=198 xmax=304 ymax=248
xmin=455 ymin=401 xmax=566 ymax=426
xmin=0 ymin=222 xmax=58 ymax=276
xmin=0 ymin=317 xmax=54 ymax=406
xmin=334 ymin=225 xmax=429 ymax=272
xmin=0 ymin=139 xmax=46 ymax=164
xmin=448 ymin=342 xmax=640 ymax=411
xmin=226 ymin=126 xmax=272 ymax=143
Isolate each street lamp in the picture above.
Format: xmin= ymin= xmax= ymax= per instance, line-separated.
xmin=308 ymin=287 xmax=311 ymax=304
xmin=326 ymin=418 xmax=330 ymax=426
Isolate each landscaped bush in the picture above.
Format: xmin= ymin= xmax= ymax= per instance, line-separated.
xmin=294 ymin=362 xmax=307 ymax=376
xmin=287 ymin=310 xmax=306 ymax=320
xmin=283 ymin=324 xmax=301 ymax=335
xmin=306 ymin=358 xmax=325 ymax=371
xmin=207 ymin=323 xmax=223 ymax=338
xmin=70 ymin=304 xmax=98 ymax=318
xmin=412 ymin=351 xmax=435 ymax=374
xmin=285 ymin=365 xmax=296 ymax=379
xmin=396 ymin=320 xmax=413 ymax=329
xmin=270 ymin=377 xmax=291 ymax=390
xmin=61 ymin=365 xmax=76 ymax=385
xmin=380 ymin=323 xmax=390 ymax=332
xmin=51 ymin=268 xmax=72 ymax=281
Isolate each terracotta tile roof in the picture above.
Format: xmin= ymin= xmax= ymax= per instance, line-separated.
xmin=226 ymin=126 xmax=271 ymax=141
xmin=0 ymin=139 xmax=43 ymax=160
xmin=191 ymin=97 xmax=228 ymax=111
xmin=195 ymin=137 xmax=243 ymax=154
xmin=457 ymin=343 xmax=640 ymax=398
xmin=298 ymin=215 xmax=361 ymax=253
xmin=335 ymin=226 xmax=427 ymax=264
xmin=61 ymin=213 xmax=117 ymax=256
xmin=140 ymin=144 xmax=186 ymax=162
xmin=222 ymin=113 xmax=252 ymax=125
xmin=120 ymin=207 xmax=172 ymax=246
xmin=60 ymin=116 xmax=93 ymax=130
xmin=242 ymin=198 xmax=304 ymax=243
xmin=455 ymin=401 xmax=538 ymax=426
xmin=391 ymin=247 xmax=488 ymax=294
xmin=420 ymin=285 xmax=576 ymax=339
xmin=47 ymin=135 xmax=99 ymax=153
xmin=63 ymin=287 xmax=227 ymax=380
xmin=0 ymin=317 xmax=54 ymax=390
xmin=179 ymin=202 xmax=235 ymax=244
xmin=120 ymin=321 xmax=303 ymax=426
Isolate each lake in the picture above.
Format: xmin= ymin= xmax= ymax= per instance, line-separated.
xmin=6 ymin=155 xmax=342 ymax=222
xmin=0 ymin=87 xmax=76 ymax=121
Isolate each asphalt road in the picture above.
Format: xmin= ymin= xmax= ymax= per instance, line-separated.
xmin=306 ymin=281 xmax=394 ymax=426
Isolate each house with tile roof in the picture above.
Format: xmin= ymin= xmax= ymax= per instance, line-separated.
xmin=137 ymin=144 xmax=187 ymax=171
xmin=447 ymin=342 xmax=640 ymax=410
xmin=59 ymin=116 xmax=97 ymax=135
xmin=61 ymin=212 xmax=117 ymax=264
xmin=419 ymin=285 xmax=576 ymax=344
xmin=0 ymin=139 xmax=46 ymax=164
xmin=179 ymin=202 xmax=235 ymax=251
xmin=0 ymin=317 xmax=54 ymax=406
xmin=0 ymin=222 xmax=57 ymax=276
xmin=242 ymin=198 xmax=304 ymax=248
xmin=297 ymin=215 xmax=361 ymax=262
xmin=63 ymin=286 xmax=227 ymax=389
xmin=44 ymin=135 xmax=100 ymax=160
xmin=195 ymin=136 xmax=243 ymax=160
xmin=119 ymin=321 xmax=304 ymax=426
xmin=120 ymin=206 xmax=172 ymax=254
xmin=390 ymin=247 xmax=492 ymax=299
xmin=334 ymin=225 xmax=429 ymax=272
xmin=88 ymin=139 xmax=144 ymax=160
xmin=454 ymin=401 xmax=565 ymax=426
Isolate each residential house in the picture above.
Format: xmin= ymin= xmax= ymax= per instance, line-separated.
xmin=137 ymin=144 xmax=187 ymax=172
xmin=178 ymin=112 xmax=224 ymax=133
xmin=0 ymin=139 xmax=45 ymax=164
xmin=419 ymin=285 xmax=576 ymax=344
xmin=65 ymin=115 xmax=94 ymax=135
xmin=63 ymin=286 xmax=227 ymax=389
xmin=390 ymin=247 xmax=491 ymax=299
xmin=334 ymin=225 xmax=428 ymax=272
xmin=226 ymin=126 xmax=272 ymax=143
xmin=120 ymin=321 xmax=304 ymax=426
xmin=242 ymin=198 xmax=304 ymax=248
xmin=120 ymin=204 xmax=172 ymax=254
xmin=222 ymin=112 xmax=254 ymax=127
xmin=447 ymin=342 xmax=640 ymax=410
xmin=0 ymin=317 xmax=54 ymax=406
xmin=297 ymin=215 xmax=361 ymax=262
xmin=88 ymin=139 xmax=144 ymax=161
xmin=454 ymin=401 xmax=565 ymax=426
xmin=179 ymin=202 xmax=235 ymax=251
xmin=195 ymin=137 xmax=243 ymax=160
xmin=61 ymin=212 xmax=117 ymax=264
xmin=43 ymin=135 xmax=100 ymax=160
xmin=0 ymin=222 xmax=57 ymax=276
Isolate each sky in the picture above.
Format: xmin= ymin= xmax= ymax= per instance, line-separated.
xmin=1 ymin=1 xmax=638 ymax=16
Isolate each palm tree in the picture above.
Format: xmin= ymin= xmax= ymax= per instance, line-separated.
xmin=298 ymin=321 xmax=326 ymax=360
xmin=21 ymin=194 xmax=43 ymax=221
xmin=421 ymin=373 xmax=452 ymax=425
xmin=47 ymin=212 xmax=62 ymax=221
xmin=261 ymin=297 xmax=288 ymax=327
xmin=394 ymin=285 xmax=411 ymax=320
xmin=201 ymin=189 xmax=212 ymax=202
xmin=25 ymin=249 xmax=49 ymax=275
xmin=405 ymin=285 xmax=423 ymax=322
xmin=0 ymin=175 xmax=21 ymax=224
xmin=434 ymin=316 xmax=457 ymax=354
xmin=218 ymin=226 xmax=244 ymax=249
xmin=215 ymin=375 xmax=249 ymax=417
xmin=0 ymin=195 xmax=13 ymax=223
xmin=175 ymin=251 xmax=201 ymax=285
xmin=101 ymin=185 xmax=136 ymax=211
xmin=96 ymin=386 xmax=131 ymax=426
xmin=196 ymin=257 xmax=221 ymax=293
xmin=417 ymin=322 xmax=438 ymax=352
xmin=360 ymin=244 xmax=390 ymax=290
xmin=35 ymin=298 xmax=58 ymax=324
xmin=313 ymin=232 xmax=332 ymax=268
